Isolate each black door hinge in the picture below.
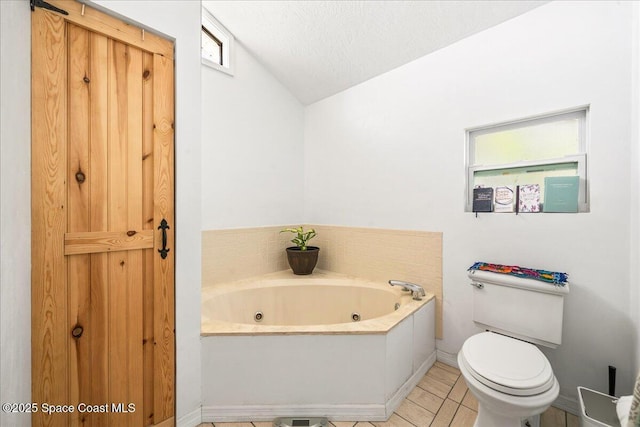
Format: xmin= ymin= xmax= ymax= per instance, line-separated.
xmin=30 ymin=0 xmax=69 ymax=15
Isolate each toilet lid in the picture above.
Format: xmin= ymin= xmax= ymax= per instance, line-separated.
xmin=461 ymin=332 xmax=555 ymax=396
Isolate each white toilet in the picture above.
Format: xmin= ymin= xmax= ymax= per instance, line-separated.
xmin=458 ymin=269 xmax=570 ymax=427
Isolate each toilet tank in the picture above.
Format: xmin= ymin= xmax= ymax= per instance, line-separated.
xmin=469 ymin=269 xmax=570 ymax=348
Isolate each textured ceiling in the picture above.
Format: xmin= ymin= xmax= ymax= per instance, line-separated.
xmin=202 ymin=1 xmax=547 ymax=105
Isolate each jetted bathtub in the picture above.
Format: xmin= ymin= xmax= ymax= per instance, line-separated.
xmin=201 ymin=270 xmax=436 ymax=422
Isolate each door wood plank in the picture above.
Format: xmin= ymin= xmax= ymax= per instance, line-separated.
xmin=108 ymin=38 xmax=132 ymax=427
xmin=142 ymin=51 xmax=156 ymax=426
xmin=89 ymin=30 xmax=110 ymax=427
xmin=125 ymin=42 xmax=145 ymax=427
xmin=67 ymin=24 xmax=91 ymax=232
xmin=31 ymin=8 xmax=69 ymax=427
xmin=152 ymin=52 xmax=176 ymax=424
xmin=67 ymin=23 xmax=92 ymax=427
xmin=64 ymin=230 xmax=154 ymax=255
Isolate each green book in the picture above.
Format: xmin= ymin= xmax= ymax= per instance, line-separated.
xmin=544 ymin=176 xmax=579 ymax=212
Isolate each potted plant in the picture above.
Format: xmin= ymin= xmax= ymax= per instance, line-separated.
xmin=280 ymin=226 xmax=319 ymax=275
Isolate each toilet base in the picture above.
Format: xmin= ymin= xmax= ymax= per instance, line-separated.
xmin=474 ymin=405 xmax=540 ymax=427
xmin=524 ymin=414 xmax=540 ymax=427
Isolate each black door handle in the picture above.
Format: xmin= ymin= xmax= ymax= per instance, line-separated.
xmin=158 ymin=218 xmax=170 ymax=259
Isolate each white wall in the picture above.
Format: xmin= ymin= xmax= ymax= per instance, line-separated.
xmin=0 ymin=1 xmax=204 ymax=425
xmin=0 ymin=1 xmax=32 ymax=426
xmin=304 ymin=0 xmax=635 ymax=409
xmin=632 ymin=1 xmax=640 ymax=375
xmin=201 ymin=40 xmax=305 ymax=230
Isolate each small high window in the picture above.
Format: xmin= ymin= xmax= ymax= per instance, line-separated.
xmin=202 ymin=7 xmax=234 ymax=75
xmin=202 ymin=26 xmax=223 ymax=66
xmin=465 ymin=107 xmax=589 ymax=212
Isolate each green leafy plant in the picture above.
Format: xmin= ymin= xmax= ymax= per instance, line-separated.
xmin=280 ymin=226 xmax=317 ymax=251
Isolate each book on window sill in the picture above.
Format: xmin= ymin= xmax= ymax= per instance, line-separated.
xmin=494 ymin=186 xmax=515 ymax=213
xmin=472 ymin=187 xmax=494 ymax=213
xmin=543 ymin=176 xmax=579 ymax=213
xmin=518 ymin=184 xmax=541 ymax=213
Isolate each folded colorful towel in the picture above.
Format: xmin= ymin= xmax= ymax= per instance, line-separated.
xmin=468 ymin=262 xmax=568 ymax=286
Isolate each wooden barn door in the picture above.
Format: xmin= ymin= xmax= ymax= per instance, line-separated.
xmin=31 ymin=2 xmax=175 ymax=426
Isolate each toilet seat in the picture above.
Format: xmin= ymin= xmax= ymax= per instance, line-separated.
xmin=460 ymin=332 xmax=555 ymax=397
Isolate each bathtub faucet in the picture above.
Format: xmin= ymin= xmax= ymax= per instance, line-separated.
xmin=388 ymin=280 xmax=426 ymax=301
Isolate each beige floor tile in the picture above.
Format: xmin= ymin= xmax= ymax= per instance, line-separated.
xmin=407 ymin=385 xmax=444 ymax=414
xmin=426 ymin=365 xmax=459 ymax=387
xmin=566 ymin=412 xmax=580 ymax=427
xmin=434 ymin=361 xmax=461 ymax=377
xmin=354 ymin=423 xmax=375 ymax=427
xmin=198 ymin=424 xmax=215 ymax=427
xmin=448 ymin=376 xmax=468 ymax=403
xmin=417 ymin=374 xmax=452 ymax=399
xmin=429 ymin=399 xmax=459 ymax=427
xmin=253 ymin=423 xmax=274 ymax=427
xmin=394 ymin=398 xmax=436 ymax=427
xmin=450 ymin=405 xmax=477 ymax=427
xmin=541 ymin=405 xmax=566 ymax=427
xmin=461 ymin=390 xmax=478 ymax=411
xmin=371 ymin=413 xmax=414 ymax=427
xmin=330 ymin=423 xmax=356 ymax=427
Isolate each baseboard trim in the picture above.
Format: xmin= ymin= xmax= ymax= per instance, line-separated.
xmin=202 ymin=350 xmax=437 ymax=422
xmin=436 ymin=349 xmax=459 ymax=369
xmin=553 ymin=393 xmax=580 ymax=416
xmin=177 ymin=408 xmax=202 ymax=427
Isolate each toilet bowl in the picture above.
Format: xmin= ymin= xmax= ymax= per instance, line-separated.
xmin=458 ymin=331 xmax=559 ymax=427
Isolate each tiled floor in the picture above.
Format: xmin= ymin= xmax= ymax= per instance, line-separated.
xmin=198 ymin=361 xmax=579 ymax=427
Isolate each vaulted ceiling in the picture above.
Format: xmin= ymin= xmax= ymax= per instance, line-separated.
xmin=202 ymin=1 xmax=547 ymax=105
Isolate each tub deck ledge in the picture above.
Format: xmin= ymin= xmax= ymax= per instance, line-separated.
xmin=201 ymin=269 xmax=434 ymax=336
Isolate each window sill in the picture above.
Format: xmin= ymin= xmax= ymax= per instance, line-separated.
xmin=202 ymin=57 xmax=234 ymax=76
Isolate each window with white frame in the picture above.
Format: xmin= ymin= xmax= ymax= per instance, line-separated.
xmin=202 ymin=7 xmax=234 ymax=75
xmin=465 ymin=107 xmax=589 ymax=212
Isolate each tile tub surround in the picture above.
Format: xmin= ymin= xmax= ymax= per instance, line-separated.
xmin=201 ymin=225 xmax=443 ymax=337
xmin=202 ymin=226 xmax=293 ymax=285
xmin=201 ymin=294 xmax=436 ymax=421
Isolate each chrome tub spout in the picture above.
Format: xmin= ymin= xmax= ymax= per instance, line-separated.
xmin=388 ymin=280 xmax=426 ymax=301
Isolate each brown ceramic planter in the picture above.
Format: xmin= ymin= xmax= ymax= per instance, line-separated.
xmin=285 ymin=246 xmax=319 ymax=275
